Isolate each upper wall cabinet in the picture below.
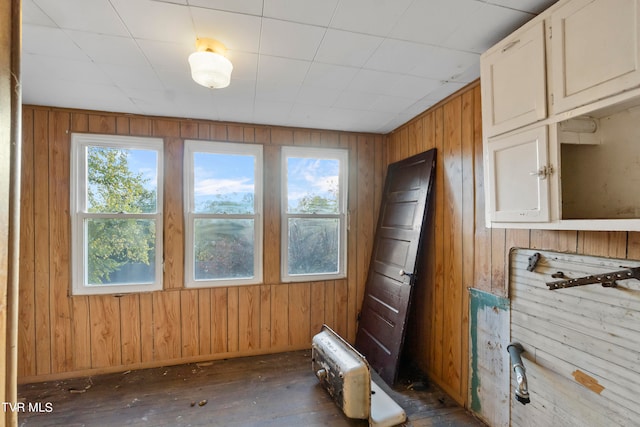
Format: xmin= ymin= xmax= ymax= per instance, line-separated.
xmin=551 ymin=0 xmax=640 ymax=113
xmin=481 ymin=0 xmax=640 ymax=231
xmin=481 ymin=21 xmax=547 ymax=137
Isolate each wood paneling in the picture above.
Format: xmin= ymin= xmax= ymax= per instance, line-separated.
xmin=385 ymin=82 xmax=490 ymax=407
xmin=388 ymin=79 xmax=640 ymax=412
xmin=17 ymin=106 xmax=385 ymax=383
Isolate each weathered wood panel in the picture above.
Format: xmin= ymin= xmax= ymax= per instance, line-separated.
xmin=469 ymin=289 xmax=510 ymax=427
xmin=510 ymin=248 xmax=640 ymax=427
xmin=17 ymin=106 xmax=385 ymax=383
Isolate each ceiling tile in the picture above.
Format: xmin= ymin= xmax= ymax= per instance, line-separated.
xmin=190 ymin=7 xmax=262 ymax=52
xmin=296 ymin=86 xmax=342 ymax=107
xmin=210 ymin=78 xmax=256 ymax=99
xmin=137 ymin=39 xmax=192 ymax=72
xmin=330 ymin=0 xmax=414 ymax=37
xmin=314 ymin=29 xmax=383 ymax=68
xmin=334 ymin=91 xmax=381 ymax=111
xmin=369 ymin=94 xmax=418 ymax=113
xmin=154 ymin=0 xmax=187 ymax=4
xmin=22 ymin=0 xmax=56 ymax=26
xmin=256 ymin=81 xmax=301 ymax=103
xmin=257 ymin=56 xmax=311 ymax=84
xmin=22 ymin=53 xmax=111 ymax=85
xmin=408 ymin=45 xmax=479 ymax=80
xmin=260 ymin=18 xmax=326 ymax=61
xmin=347 ymin=69 xmax=441 ymax=99
xmin=443 ymin=3 xmax=534 ymax=53
xmin=421 ymin=81 xmax=468 ymax=104
xmin=365 ymin=38 xmax=481 ymax=79
xmin=390 ymin=74 xmax=442 ymax=99
xmin=153 ymin=67 xmax=202 ymax=94
xmin=33 ymin=0 xmax=128 ymax=35
xmin=66 ymin=31 xmax=149 ymax=66
xmin=214 ymin=96 xmax=255 ymax=122
xmin=302 ymin=62 xmax=358 ymax=90
xmin=22 ymin=77 xmax=137 ymax=113
xmin=253 ymin=100 xmax=294 ymax=126
xmin=264 ymin=0 xmax=339 ymax=26
xmin=111 ymin=0 xmax=195 ymax=44
xmin=224 ymin=51 xmax=259 ymax=81
xmin=390 ymin=0 xmax=482 ymax=45
xmin=22 ymin=25 xmax=88 ymax=59
xmin=187 ymin=0 xmax=263 ymax=16
xmin=486 ymin=0 xmax=558 ymax=14
xmin=101 ymin=63 xmax=164 ymax=91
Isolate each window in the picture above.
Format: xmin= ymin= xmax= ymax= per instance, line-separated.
xmin=70 ymin=134 xmax=163 ymax=295
xmin=184 ymin=141 xmax=263 ymax=287
xmin=282 ymin=147 xmax=348 ymax=282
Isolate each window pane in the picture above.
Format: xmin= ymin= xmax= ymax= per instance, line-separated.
xmin=194 ymin=153 xmax=255 ymax=214
xmin=194 ymin=219 xmax=255 ymax=280
xmin=86 ymin=218 xmax=156 ymax=285
xmin=87 ymin=146 xmax=158 ymax=214
xmin=287 ymin=157 xmax=339 ymax=214
xmin=288 ymin=218 xmax=339 ymax=275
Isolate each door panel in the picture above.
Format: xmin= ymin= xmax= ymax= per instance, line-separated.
xmin=487 ymin=126 xmax=550 ymax=222
xmin=481 ymin=21 xmax=547 ymax=136
xmin=552 ymin=0 xmax=640 ymax=112
xmin=355 ymin=149 xmax=436 ymax=385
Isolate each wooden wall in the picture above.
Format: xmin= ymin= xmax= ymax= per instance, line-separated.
xmin=389 ymin=79 xmax=640 ymax=412
xmin=387 ymin=82 xmax=480 ymax=405
xmin=17 ymin=106 xmax=386 ymax=383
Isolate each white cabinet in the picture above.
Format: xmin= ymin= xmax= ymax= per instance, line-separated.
xmin=481 ymin=0 xmax=640 ymax=231
xmin=486 ymin=126 xmax=551 ymax=222
xmin=551 ymin=0 xmax=640 ymax=113
xmin=481 ymin=21 xmax=547 ymax=137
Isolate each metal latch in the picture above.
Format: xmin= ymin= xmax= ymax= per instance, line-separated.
xmin=529 ymin=165 xmax=554 ymax=180
xmin=546 ymin=267 xmax=640 ymax=290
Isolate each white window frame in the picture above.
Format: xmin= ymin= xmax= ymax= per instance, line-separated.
xmin=70 ymin=133 xmax=164 ymax=295
xmin=184 ymin=140 xmax=263 ymax=288
xmin=281 ymin=146 xmax=348 ymax=282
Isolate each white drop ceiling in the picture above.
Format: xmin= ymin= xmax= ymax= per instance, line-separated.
xmin=21 ymin=0 xmax=557 ymax=133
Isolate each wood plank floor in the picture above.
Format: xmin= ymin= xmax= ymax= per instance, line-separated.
xmin=18 ymin=351 xmax=485 ymax=426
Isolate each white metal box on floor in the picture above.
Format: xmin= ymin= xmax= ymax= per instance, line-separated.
xmin=311 ymin=325 xmax=407 ymax=427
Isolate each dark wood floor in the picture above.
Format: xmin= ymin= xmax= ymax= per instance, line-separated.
xmin=18 ymin=351 xmax=485 ymax=426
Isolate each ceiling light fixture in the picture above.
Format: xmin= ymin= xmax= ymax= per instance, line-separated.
xmin=188 ymin=38 xmax=233 ymax=89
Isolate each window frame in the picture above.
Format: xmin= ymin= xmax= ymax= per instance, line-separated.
xmin=183 ymin=140 xmax=264 ymax=288
xmin=281 ymin=146 xmax=349 ymax=283
xmin=70 ymin=133 xmax=164 ymax=296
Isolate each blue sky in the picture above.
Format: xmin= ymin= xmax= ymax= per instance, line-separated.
xmin=105 ymin=149 xmax=340 ymax=211
xmin=286 ymin=157 xmax=339 ymax=210
xmin=194 ymin=153 xmax=255 ymax=210
xmin=124 ymin=148 xmax=158 ymax=190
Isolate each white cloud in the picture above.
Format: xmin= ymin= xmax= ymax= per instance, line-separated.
xmin=195 ymin=177 xmax=254 ymax=196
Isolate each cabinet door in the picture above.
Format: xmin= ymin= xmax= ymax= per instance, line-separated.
xmin=551 ymin=0 xmax=640 ymax=113
xmin=481 ymin=21 xmax=547 ymax=137
xmin=487 ymin=126 xmax=551 ymax=222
